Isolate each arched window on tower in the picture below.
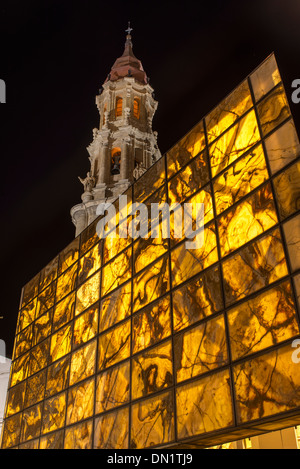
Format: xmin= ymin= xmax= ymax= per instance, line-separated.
xmin=111 ymin=147 xmax=121 ymax=175
xmin=133 ymin=97 xmax=140 ymax=119
xmin=115 ymin=97 xmax=123 ymax=118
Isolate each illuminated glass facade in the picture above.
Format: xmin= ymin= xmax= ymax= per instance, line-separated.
xmin=1 ymin=53 xmax=300 ymax=449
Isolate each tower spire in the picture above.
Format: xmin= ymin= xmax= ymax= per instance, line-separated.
xmin=125 ymin=21 xmax=133 ymax=37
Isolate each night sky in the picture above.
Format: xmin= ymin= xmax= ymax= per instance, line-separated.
xmin=0 ymin=0 xmax=300 ymax=358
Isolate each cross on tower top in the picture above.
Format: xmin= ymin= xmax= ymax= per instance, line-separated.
xmin=125 ymin=21 xmax=133 ymax=36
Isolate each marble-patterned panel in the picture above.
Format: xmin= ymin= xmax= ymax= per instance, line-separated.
xmin=174 ymin=315 xmax=228 ymax=382
xmin=28 ymin=338 xmax=50 ymax=377
xmin=206 ymin=80 xmax=252 ymax=144
xmin=167 ymin=121 xmax=206 ymax=179
xmin=45 ymin=356 xmax=70 ymax=398
xmin=24 ymin=369 xmax=46 ymax=408
xmin=234 ymin=343 xmax=300 ymax=423
xmin=20 ymin=403 xmax=42 ymax=443
xmin=132 ymin=296 xmax=171 ymax=354
xmin=64 ymin=420 xmax=93 ymax=449
xmin=283 ymin=214 xmax=300 ymax=272
xmin=10 ymin=352 xmax=30 ymax=387
xmin=50 ymin=324 xmax=72 ymax=363
xmin=257 ymin=84 xmax=290 ymax=137
xmin=58 ymin=237 xmax=79 ymax=275
xmin=134 ymin=156 xmax=166 ymax=202
xmin=77 ymin=242 xmax=102 ymax=285
xmin=21 ymin=273 xmax=40 ymax=309
xmin=101 ymin=248 xmax=131 ymax=297
xmin=41 ymin=392 xmax=66 ymax=434
xmin=33 ymin=308 xmax=53 ymax=345
xmin=209 ymin=109 xmax=260 ymax=178
xmin=53 ymin=291 xmax=75 ymax=331
xmin=75 ymin=271 xmax=100 ymax=316
xmin=73 ymin=304 xmax=98 ymax=348
xmin=18 ymin=297 xmax=37 ymax=333
xmin=218 ymin=183 xmax=278 ymax=257
xmin=94 ymin=407 xmax=129 ymax=449
xmin=222 ymin=228 xmax=288 ymax=306
xmin=250 ymin=54 xmax=281 ymax=101
xmin=228 ymin=280 xmax=299 ymax=360
xmin=171 ymin=222 xmax=218 ymax=288
xmin=176 ymin=369 xmax=233 ymax=439
xmin=172 ymin=266 xmax=223 ymax=332
xmin=96 ymin=361 xmax=130 ymax=414
xmin=56 ymin=262 xmax=77 ymax=303
xmin=39 ymin=430 xmax=64 ymax=449
xmin=131 ymin=391 xmax=174 ymax=449
xmin=132 ymin=340 xmax=173 ymax=399
xmin=39 ymin=256 xmax=58 ymax=293
xmin=213 ymin=144 xmax=268 ymax=215
xmin=5 ymin=381 xmax=25 ymax=418
xmin=265 ymin=119 xmax=300 ymax=174
xmin=80 ymin=217 xmax=99 ymax=256
xmin=36 ymin=281 xmax=56 ymax=318
xmin=133 ymin=255 xmax=169 ymax=313
xmin=168 ymin=150 xmax=209 ymax=205
xmin=66 ymin=378 xmax=95 ymax=425
xmin=1 ymin=413 xmax=22 ymax=448
xmin=100 ymin=281 xmax=131 ymax=332
xmin=98 ymin=319 xmax=131 ymax=371
xmin=273 ymin=160 xmax=300 ymax=220
xmin=14 ymin=324 xmax=33 ymax=359
xmin=69 ymin=340 xmax=96 ymax=386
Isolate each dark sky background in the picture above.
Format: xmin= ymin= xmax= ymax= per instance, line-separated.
xmin=0 ymin=0 xmax=300 ymax=358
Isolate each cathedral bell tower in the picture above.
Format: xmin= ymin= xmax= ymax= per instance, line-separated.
xmin=71 ymin=24 xmax=161 ymax=236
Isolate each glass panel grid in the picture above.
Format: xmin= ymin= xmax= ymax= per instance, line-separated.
xmin=3 ymin=54 xmax=300 ymax=449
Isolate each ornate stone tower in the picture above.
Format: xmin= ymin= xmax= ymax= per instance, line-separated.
xmin=71 ymin=24 xmax=161 ymax=236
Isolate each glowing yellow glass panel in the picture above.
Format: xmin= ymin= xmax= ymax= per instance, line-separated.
xmin=20 ymin=403 xmax=42 ymax=443
xmin=218 ymin=183 xmax=278 ymax=257
xmin=39 ymin=430 xmax=64 ymax=449
xmin=18 ymin=297 xmax=37 ymax=333
xmin=101 ymin=248 xmax=131 ymax=297
xmin=250 ymin=54 xmax=281 ymax=101
xmin=273 ymin=160 xmax=300 ymax=220
xmin=132 ymin=296 xmax=171 ymax=354
xmin=10 ymin=353 xmax=29 ymax=386
xmin=66 ymin=378 xmax=94 ymax=425
xmin=39 ymin=256 xmax=58 ymax=292
xmin=175 ymin=315 xmax=228 ymax=382
xmin=223 ymin=228 xmax=288 ymax=306
xmin=98 ymin=319 xmax=131 ymax=371
xmin=1 ymin=413 xmax=22 ymax=448
xmin=29 ymin=338 xmax=50 ymax=376
xmin=131 ymin=391 xmax=174 ymax=448
xmin=5 ymin=382 xmax=25 ymax=418
xmin=134 ymin=156 xmax=165 ymax=203
xmin=64 ymin=420 xmax=93 ymax=449
xmin=134 ymin=224 xmax=168 ymax=273
xmin=50 ymin=324 xmax=72 ymax=363
xmin=94 ymin=407 xmax=129 ymax=449
xmin=75 ymin=271 xmax=100 ymax=316
xmin=69 ymin=339 xmax=96 ymax=386
xmin=228 ymin=280 xmax=299 ymax=360
xmin=45 ymin=356 xmax=70 ymax=398
xmin=56 ymin=262 xmax=77 ymax=303
xmin=96 ymin=361 xmax=130 ymax=413
xmin=210 ymin=109 xmax=260 ymax=178
xmin=213 ymin=144 xmax=269 ymax=215
xmin=206 ymin=80 xmax=252 ymax=144
xmin=176 ymin=369 xmax=233 ymax=439
xmin=234 ymin=343 xmax=300 ymax=423
xmin=167 ymin=120 xmax=206 ymax=179
xmin=100 ymin=281 xmax=131 ymax=332
xmin=171 ymin=222 xmax=218 ymax=288
xmin=257 ymin=84 xmax=290 ymax=136
xmin=33 ymin=308 xmax=53 ymax=345
xmin=24 ymin=370 xmax=46 ymax=408
xmin=283 ymin=214 xmax=300 ymax=272
xmin=58 ymin=237 xmax=79 ymax=275
xmin=172 ymin=266 xmax=223 ymax=332
xmin=73 ymin=304 xmax=98 ymax=348
xmin=133 ymin=256 xmax=169 ymax=313
xmin=42 ymin=392 xmax=66 ymax=434
xmin=168 ymin=150 xmax=209 ymax=205
xmin=53 ymin=291 xmax=75 ymax=331
xmin=78 ymin=242 xmax=101 ymax=285
xmin=36 ymin=282 xmax=55 ymax=318
xmin=132 ymin=340 xmax=173 ymax=399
